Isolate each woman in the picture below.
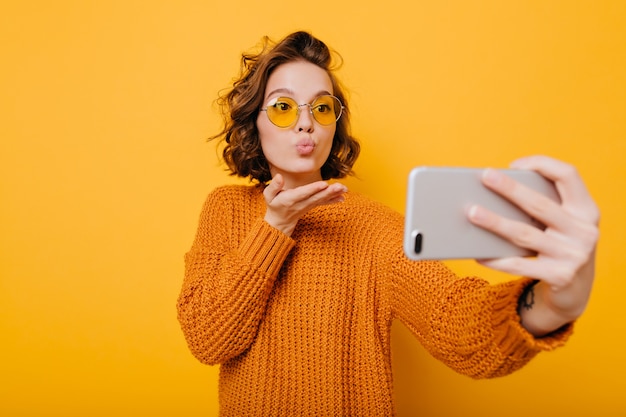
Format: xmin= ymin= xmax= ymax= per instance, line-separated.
xmin=177 ymin=31 xmax=599 ymax=416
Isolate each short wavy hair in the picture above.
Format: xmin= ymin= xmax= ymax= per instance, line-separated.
xmin=210 ymin=31 xmax=360 ymax=184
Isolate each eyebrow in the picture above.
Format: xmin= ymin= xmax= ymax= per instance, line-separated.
xmin=265 ymin=88 xmax=333 ymax=100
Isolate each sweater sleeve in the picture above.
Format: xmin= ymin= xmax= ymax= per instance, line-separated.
xmin=386 ymin=222 xmax=572 ymax=379
xmin=177 ymin=188 xmax=295 ymax=365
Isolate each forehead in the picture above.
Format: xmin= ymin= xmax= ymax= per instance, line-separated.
xmin=265 ymin=61 xmax=333 ymax=99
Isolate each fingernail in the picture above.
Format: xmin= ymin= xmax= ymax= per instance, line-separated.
xmin=482 ymin=168 xmax=502 ymax=186
xmin=468 ymin=205 xmax=484 ymax=222
xmin=510 ymin=157 xmax=531 ymax=169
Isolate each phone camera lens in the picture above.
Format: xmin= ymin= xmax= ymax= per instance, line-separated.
xmin=414 ymin=232 xmax=423 ymax=254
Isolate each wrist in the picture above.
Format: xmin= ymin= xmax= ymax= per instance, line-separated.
xmin=518 ymin=281 xmax=576 ymax=337
xmin=263 ymin=214 xmax=296 ymax=236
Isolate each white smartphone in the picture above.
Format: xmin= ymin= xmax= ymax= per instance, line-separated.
xmin=403 ymin=167 xmax=560 ymax=260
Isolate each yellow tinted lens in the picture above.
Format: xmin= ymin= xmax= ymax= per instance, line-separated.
xmin=311 ymin=95 xmax=341 ymax=125
xmin=267 ymin=97 xmax=298 ymax=127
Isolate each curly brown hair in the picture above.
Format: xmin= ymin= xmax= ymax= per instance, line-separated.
xmin=210 ymin=31 xmax=360 ymax=184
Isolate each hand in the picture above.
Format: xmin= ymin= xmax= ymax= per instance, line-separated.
xmin=467 ymin=155 xmax=600 ymax=335
xmin=263 ymin=174 xmax=348 ymax=236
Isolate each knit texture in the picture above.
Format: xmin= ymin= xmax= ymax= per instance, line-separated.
xmin=177 ymin=185 xmax=572 ymax=416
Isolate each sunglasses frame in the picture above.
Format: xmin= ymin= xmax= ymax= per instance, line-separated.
xmin=260 ymin=95 xmax=344 ymax=128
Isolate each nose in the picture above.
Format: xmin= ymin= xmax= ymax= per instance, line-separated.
xmin=295 ymin=104 xmax=314 ymax=132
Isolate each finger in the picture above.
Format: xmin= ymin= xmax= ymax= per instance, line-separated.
xmin=263 ymin=174 xmax=285 ymax=203
xmin=469 ymin=203 xmax=593 ymax=261
xmin=511 ymin=156 xmax=600 ymax=224
xmin=481 ymin=168 xmax=566 ymax=231
xmin=296 ymin=182 xmax=347 ymax=208
xmin=478 ymin=255 xmax=589 ymax=289
xmin=468 ymin=204 xmax=555 ymax=254
xmin=327 ymin=182 xmax=348 ymax=195
xmin=287 ymin=181 xmax=331 ymax=203
xmin=317 ymin=183 xmax=348 ymax=205
xmin=476 ymin=257 xmax=556 ymax=282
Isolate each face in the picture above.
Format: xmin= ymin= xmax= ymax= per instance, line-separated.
xmin=256 ymin=60 xmax=336 ymax=188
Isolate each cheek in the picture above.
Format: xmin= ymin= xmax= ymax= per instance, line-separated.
xmin=256 ymin=116 xmax=272 ymax=148
xmin=322 ymin=127 xmax=336 ymax=153
xmin=256 ymin=117 xmax=284 ymax=159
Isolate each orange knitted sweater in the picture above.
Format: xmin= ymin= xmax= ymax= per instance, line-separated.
xmin=177 ymin=185 xmax=572 ymax=416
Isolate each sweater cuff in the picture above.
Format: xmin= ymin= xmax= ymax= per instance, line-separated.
xmin=238 ymin=219 xmax=296 ymax=277
xmin=491 ymin=279 xmax=574 ymax=360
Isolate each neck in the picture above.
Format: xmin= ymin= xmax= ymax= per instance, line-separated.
xmin=275 ymin=171 xmax=324 ymax=189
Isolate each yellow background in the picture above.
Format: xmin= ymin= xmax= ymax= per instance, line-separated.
xmin=1 ymin=1 xmax=625 ymax=416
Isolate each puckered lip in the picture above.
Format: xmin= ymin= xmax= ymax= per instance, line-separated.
xmin=296 ymin=137 xmax=315 ymax=155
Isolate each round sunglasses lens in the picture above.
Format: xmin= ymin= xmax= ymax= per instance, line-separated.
xmin=311 ymin=96 xmax=341 ymax=125
xmin=267 ymin=97 xmax=298 ymax=127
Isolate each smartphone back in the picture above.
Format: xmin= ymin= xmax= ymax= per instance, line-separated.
xmin=403 ymin=167 xmax=560 ymax=260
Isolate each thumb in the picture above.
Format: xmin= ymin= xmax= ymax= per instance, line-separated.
xmin=264 ymin=173 xmax=284 ymax=202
